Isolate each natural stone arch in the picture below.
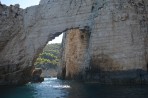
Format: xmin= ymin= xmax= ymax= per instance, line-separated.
xmin=0 ymin=0 xmax=148 ymax=85
xmin=0 ymin=0 xmax=93 ymax=85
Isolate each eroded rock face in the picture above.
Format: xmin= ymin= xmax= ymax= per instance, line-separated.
xmin=57 ymin=0 xmax=148 ymax=84
xmin=58 ymin=29 xmax=90 ymax=79
xmin=0 ymin=4 xmax=34 ymax=85
xmin=0 ymin=0 xmax=148 ymax=85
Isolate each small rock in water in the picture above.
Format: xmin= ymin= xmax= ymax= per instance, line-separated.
xmin=31 ymin=68 xmax=44 ymax=83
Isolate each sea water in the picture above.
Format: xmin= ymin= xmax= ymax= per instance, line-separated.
xmin=1 ymin=78 xmax=148 ymax=98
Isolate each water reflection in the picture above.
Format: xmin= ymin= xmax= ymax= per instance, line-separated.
xmin=1 ymin=78 xmax=148 ymax=98
xmin=29 ymin=78 xmax=69 ymax=98
xmin=0 ymin=84 xmax=36 ymax=98
xmin=0 ymin=78 xmax=69 ymax=98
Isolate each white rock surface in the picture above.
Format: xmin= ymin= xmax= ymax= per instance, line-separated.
xmin=0 ymin=0 xmax=148 ymax=85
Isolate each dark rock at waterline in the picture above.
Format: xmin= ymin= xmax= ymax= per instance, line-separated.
xmin=31 ymin=76 xmax=44 ymax=83
xmin=31 ymin=68 xmax=44 ymax=83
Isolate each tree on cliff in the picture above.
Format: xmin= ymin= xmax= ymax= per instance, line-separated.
xmin=34 ymin=43 xmax=60 ymax=69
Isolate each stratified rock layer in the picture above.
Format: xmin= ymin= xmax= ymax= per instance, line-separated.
xmin=0 ymin=0 xmax=148 ymax=85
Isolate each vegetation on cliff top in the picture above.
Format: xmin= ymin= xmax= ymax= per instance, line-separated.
xmin=35 ymin=43 xmax=61 ymax=69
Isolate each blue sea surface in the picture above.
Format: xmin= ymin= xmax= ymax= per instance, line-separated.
xmin=1 ymin=78 xmax=148 ymax=98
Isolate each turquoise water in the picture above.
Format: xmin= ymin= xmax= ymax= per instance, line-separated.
xmin=1 ymin=78 xmax=148 ymax=98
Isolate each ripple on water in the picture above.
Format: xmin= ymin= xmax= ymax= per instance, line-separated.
xmin=1 ymin=78 xmax=148 ymax=98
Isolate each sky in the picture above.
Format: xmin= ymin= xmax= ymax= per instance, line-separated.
xmin=48 ymin=34 xmax=63 ymax=44
xmin=1 ymin=0 xmax=63 ymax=44
xmin=1 ymin=0 xmax=40 ymax=8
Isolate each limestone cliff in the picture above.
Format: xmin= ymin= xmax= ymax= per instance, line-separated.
xmin=0 ymin=4 xmax=32 ymax=85
xmin=58 ymin=29 xmax=90 ymax=79
xmin=0 ymin=0 xmax=148 ymax=85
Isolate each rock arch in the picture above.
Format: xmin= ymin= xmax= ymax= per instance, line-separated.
xmin=0 ymin=0 xmax=148 ymax=85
